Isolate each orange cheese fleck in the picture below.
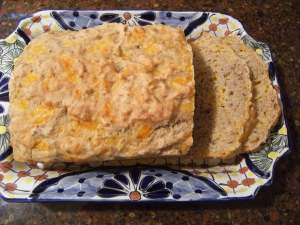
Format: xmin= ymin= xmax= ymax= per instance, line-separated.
xmin=103 ymin=101 xmax=112 ymax=117
xmin=144 ymin=43 xmax=159 ymax=55
xmin=60 ymin=56 xmax=78 ymax=83
xmin=104 ymin=79 xmax=113 ymax=93
xmin=32 ymin=105 xmax=54 ymax=125
xmin=34 ymin=139 xmax=49 ymax=151
xmin=23 ymin=72 xmax=38 ymax=85
xmin=16 ymin=99 xmax=29 ymax=110
xmin=137 ymin=123 xmax=152 ymax=139
xmin=180 ymin=101 xmax=194 ymax=113
xmin=129 ymin=28 xmax=145 ymax=41
xmin=30 ymin=43 xmax=46 ymax=55
xmin=78 ymin=120 xmax=97 ymax=130
xmin=92 ymin=39 xmax=114 ymax=55
xmin=172 ymin=76 xmax=190 ymax=85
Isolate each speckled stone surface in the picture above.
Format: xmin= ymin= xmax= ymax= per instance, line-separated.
xmin=0 ymin=0 xmax=299 ymax=224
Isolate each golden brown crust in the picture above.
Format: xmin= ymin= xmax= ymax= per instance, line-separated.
xmin=9 ymin=23 xmax=195 ymax=163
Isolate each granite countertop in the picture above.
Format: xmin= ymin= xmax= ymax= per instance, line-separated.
xmin=0 ymin=0 xmax=299 ymax=224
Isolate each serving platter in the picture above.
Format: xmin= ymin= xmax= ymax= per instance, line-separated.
xmin=0 ymin=10 xmax=290 ymax=202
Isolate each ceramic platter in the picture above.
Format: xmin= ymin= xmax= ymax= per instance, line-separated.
xmin=0 ymin=10 xmax=291 ymax=202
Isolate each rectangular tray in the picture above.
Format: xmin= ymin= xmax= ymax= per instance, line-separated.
xmin=0 ymin=10 xmax=291 ymax=203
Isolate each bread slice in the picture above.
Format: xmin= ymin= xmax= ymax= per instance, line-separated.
xmin=189 ymin=33 xmax=253 ymax=159
xmin=9 ymin=23 xmax=195 ymax=163
xmin=221 ymin=36 xmax=281 ymax=152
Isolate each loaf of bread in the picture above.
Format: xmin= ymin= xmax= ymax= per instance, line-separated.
xmin=9 ymin=23 xmax=195 ymax=163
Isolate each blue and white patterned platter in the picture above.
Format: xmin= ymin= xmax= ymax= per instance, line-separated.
xmin=0 ymin=10 xmax=291 ymax=203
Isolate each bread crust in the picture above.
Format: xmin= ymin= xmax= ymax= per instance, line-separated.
xmin=9 ymin=24 xmax=195 ymax=163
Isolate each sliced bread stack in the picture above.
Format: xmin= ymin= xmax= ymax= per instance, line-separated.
xmin=189 ymin=33 xmax=281 ymax=159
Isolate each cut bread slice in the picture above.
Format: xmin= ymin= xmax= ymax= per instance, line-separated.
xmin=222 ymin=36 xmax=281 ymax=152
xmin=189 ymin=33 xmax=253 ymax=159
